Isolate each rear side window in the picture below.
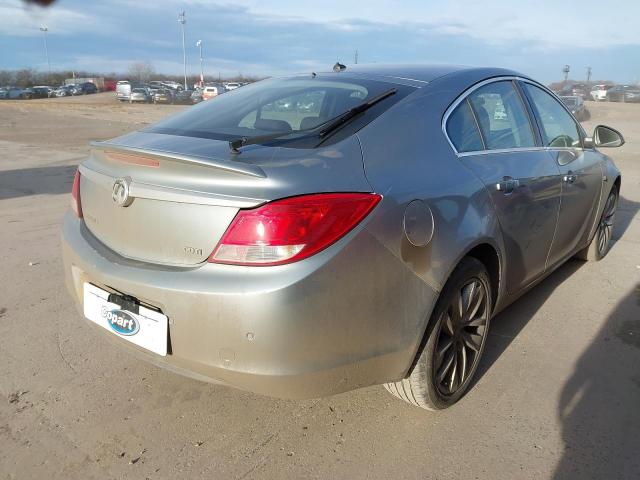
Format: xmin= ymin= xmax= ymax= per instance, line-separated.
xmin=523 ymin=84 xmax=582 ymax=148
xmin=446 ymin=100 xmax=484 ymax=152
xmin=467 ymin=81 xmax=536 ymax=150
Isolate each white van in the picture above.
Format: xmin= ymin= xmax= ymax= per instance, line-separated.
xmin=202 ymin=85 xmax=225 ymax=100
xmin=116 ymin=81 xmax=132 ymax=102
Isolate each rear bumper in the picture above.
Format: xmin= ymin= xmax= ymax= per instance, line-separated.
xmin=61 ymin=212 xmax=436 ymax=399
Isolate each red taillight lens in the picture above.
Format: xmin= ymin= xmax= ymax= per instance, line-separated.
xmin=71 ymin=169 xmax=82 ymax=218
xmin=209 ymin=193 xmax=382 ymax=266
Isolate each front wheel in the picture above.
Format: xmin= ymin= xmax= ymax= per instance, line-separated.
xmin=384 ymin=257 xmax=492 ymax=410
xmin=576 ymin=186 xmax=618 ymax=261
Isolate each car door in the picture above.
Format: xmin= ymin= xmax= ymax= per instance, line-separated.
xmin=447 ymin=79 xmax=562 ymax=293
xmin=521 ymin=82 xmax=604 ymax=268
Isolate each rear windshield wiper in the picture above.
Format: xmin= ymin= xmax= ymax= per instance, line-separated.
xmin=229 ymin=131 xmax=296 ymax=153
xmin=318 ymin=88 xmax=397 ymax=138
xmin=228 ymin=87 xmax=397 ymax=153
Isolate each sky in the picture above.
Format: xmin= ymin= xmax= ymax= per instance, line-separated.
xmin=1 ymin=0 xmax=639 ymax=84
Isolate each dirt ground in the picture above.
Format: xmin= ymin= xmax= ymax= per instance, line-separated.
xmin=0 ymin=93 xmax=639 ymax=480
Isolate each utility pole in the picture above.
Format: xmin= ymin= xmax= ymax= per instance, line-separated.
xmin=39 ymin=26 xmax=51 ymax=83
xmin=196 ymin=39 xmax=204 ymax=86
xmin=586 ymin=66 xmax=592 ymax=85
xmin=563 ymin=64 xmax=570 ymax=83
xmin=354 ymin=49 xmax=358 ymax=64
xmin=178 ymin=11 xmax=187 ymax=89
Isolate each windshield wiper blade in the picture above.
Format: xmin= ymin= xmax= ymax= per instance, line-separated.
xmin=229 ymin=131 xmax=294 ymax=153
xmin=228 ymin=88 xmax=397 ymax=153
xmin=318 ymin=88 xmax=397 ymax=138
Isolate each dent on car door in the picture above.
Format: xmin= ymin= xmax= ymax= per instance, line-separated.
xmin=521 ymin=82 xmax=604 ymax=267
xmin=447 ymin=80 xmax=561 ymax=294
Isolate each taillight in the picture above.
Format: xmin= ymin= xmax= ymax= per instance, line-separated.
xmin=71 ymin=169 xmax=82 ymax=218
xmin=209 ymin=193 xmax=382 ymax=266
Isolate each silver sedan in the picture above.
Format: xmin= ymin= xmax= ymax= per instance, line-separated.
xmin=62 ymin=65 xmax=623 ymax=410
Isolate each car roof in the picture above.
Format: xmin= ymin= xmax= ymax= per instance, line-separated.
xmin=308 ymin=64 xmax=524 ymax=85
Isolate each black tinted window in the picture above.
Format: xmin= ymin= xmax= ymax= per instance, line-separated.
xmin=468 ymin=81 xmax=536 ymax=150
xmin=447 ymin=100 xmax=484 ymax=152
xmin=524 ymin=84 xmax=581 ymax=148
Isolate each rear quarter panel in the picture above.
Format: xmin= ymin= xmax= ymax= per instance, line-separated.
xmin=357 ymin=72 xmax=508 ymax=312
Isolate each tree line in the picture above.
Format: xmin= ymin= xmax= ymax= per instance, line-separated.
xmin=1 ymin=62 xmax=262 ymax=88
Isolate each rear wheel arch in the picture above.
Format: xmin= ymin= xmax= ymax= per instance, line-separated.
xmin=465 ymin=243 xmax=501 ymax=312
xmin=613 ymin=175 xmax=621 ymax=191
xmin=386 ymin=254 xmax=495 ymax=409
xmin=404 ymin=241 xmax=502 ymax=378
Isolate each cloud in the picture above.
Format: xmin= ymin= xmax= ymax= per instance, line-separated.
xmin=0 ymin=0 xmax=104 ymax=36
xmin=1 ymin=0 xmax=639 ymax=83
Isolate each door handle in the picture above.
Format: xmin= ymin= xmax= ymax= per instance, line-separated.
xmin=496 ymin=177 xmax=520 ymax=194
xmin=563 ymin=172 xmax=578 ymax=183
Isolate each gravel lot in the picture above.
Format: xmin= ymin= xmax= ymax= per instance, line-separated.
xmin=1 ymin=93 xmax=638 ymax=480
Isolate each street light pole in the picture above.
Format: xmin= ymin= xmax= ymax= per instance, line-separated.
xmin=39 ymin=26 xmax=51 ymax=83
xmin=178 ymin=11 xmax=187 ymax=89
xmin=196 ymin=39 xmax=204 ymax=86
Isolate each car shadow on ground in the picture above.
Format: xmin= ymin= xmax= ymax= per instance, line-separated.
xmin=475 ymin=258 xmax=585 ymax=385
xmin=0 ymin=165 xmax=76 ymax=200
xmin=553 ymin=287 xmax=640 ymax=479
xmin=467 ymin=193 xmax=639 ymax=478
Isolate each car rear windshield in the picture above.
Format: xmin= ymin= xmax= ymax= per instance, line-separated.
xmin=146 ymin=75 xmax=415 ymax=147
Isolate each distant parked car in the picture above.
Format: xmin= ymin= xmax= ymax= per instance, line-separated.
xmin=590 ymin=84 xmax=613 ymax=102
xmin=0 ymin=88 xmax=7 ymax=99
xmin=4 ymin=87 xmax=32 ymax=99
xmin=202 ymin=85 xmax=224 ymax=100
xmin=606 ymin=85 xmax=640 ymax=103
xmin=174 ymin=89 xmax=194 ymax=104
xmin=129 ymin=88 xmax=151 ymax=103
xmin=73 ymin=82 xmax=98 ymax=95
xmin=224 ymin=82 xmax=241 ymax=91
xmin=561 ymin=83 xmax=588 ymax=100
xmin=18 ymin=88 xmax=33 ymax=99
xmin=54 ymin=86 xmax=73 ymax=97
xmin=190 ymin=89 xmax=203 ymax=104
xmin=153 ymin=89 xmax=174 ymax=104
xmin=560 ymin=95 xmax=589 ymax=121
xmin=31 ymin=86 xmax=52 ymax=98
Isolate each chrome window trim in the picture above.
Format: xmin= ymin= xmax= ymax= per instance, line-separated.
xmin=442 ymin=76 xmax=586 ymax=157
xmin=456 ymin=146 xmax=581 ymax=158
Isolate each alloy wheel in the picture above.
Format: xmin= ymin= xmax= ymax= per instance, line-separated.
xmin=597 ymin=191 xmax=617 ymax=256
xmin=434 ymin=278 xmax=489 ymax=396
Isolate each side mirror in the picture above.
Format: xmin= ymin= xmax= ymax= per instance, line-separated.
xmin=593 ymin=125 xmax=625 ymax=148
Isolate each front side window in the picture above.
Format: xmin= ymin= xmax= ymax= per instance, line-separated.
xmin=467 ymin=81 xmax=536 ymax=150
xmin=523 ymin=84 xmax=582 ymax=148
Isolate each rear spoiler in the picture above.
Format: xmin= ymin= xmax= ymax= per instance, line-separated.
xmin=90 ymin=141 xmax=267 ymax=179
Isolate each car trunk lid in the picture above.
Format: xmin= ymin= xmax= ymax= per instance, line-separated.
xmin=78 ymin=131 xmax=371 ymax=266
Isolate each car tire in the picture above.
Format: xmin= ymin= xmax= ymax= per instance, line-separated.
xmin=575 ymin=186 xmax=618 ymax=262
xmin=384 ymin=257 xmax=492 ymax=410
